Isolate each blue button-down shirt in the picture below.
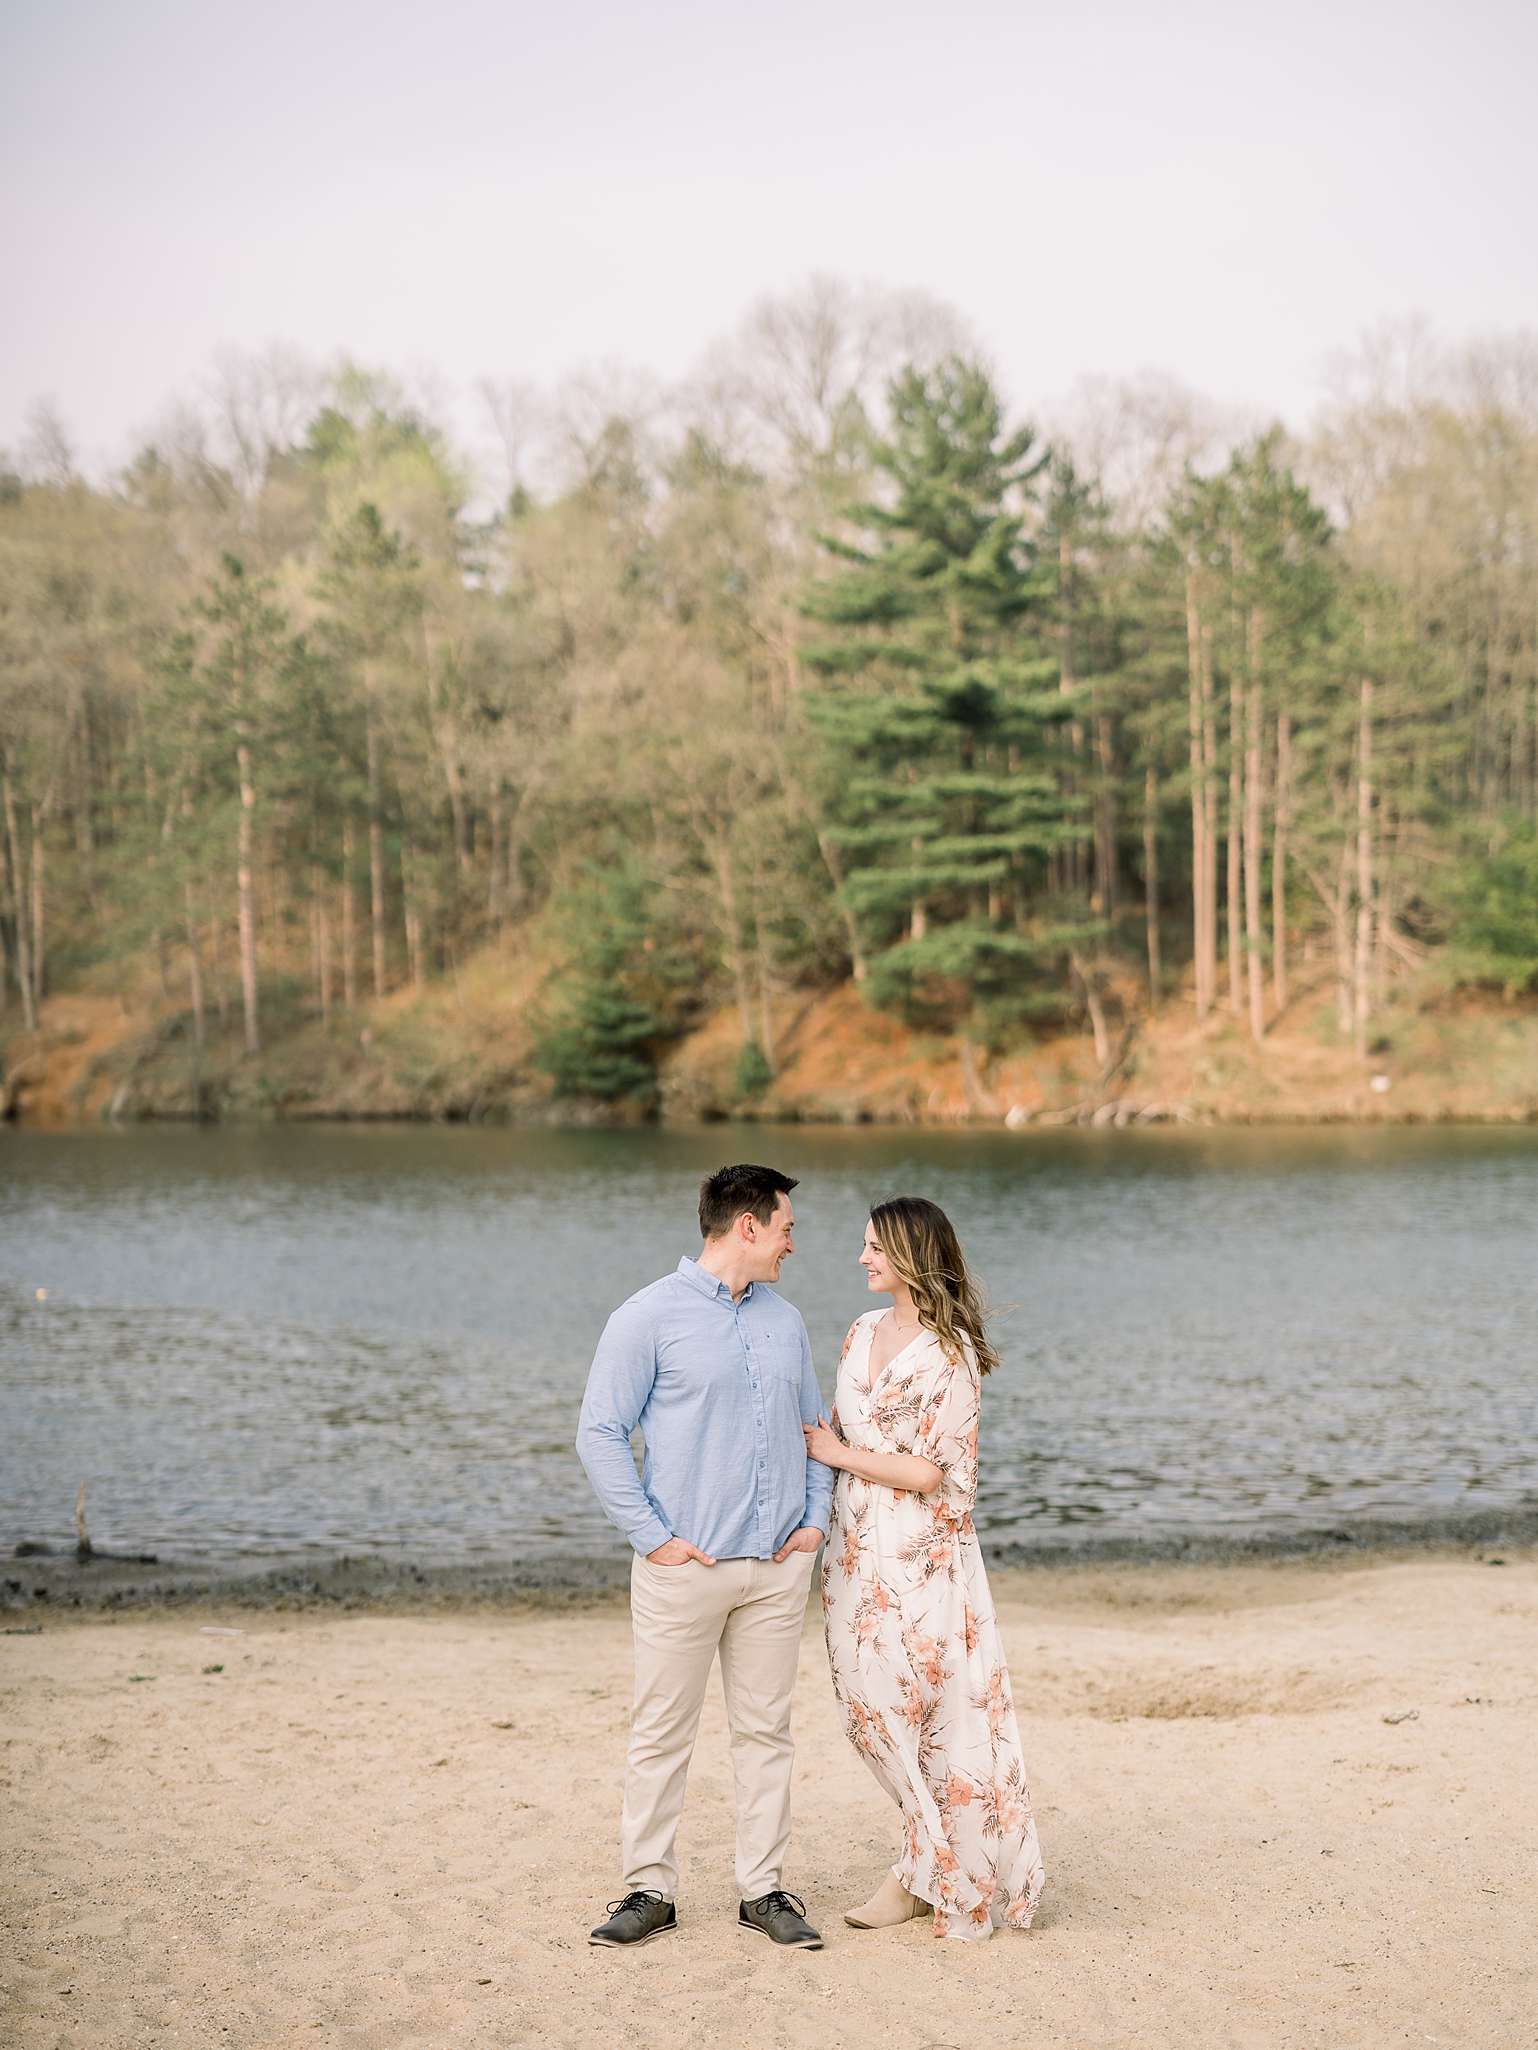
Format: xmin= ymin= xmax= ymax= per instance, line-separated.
xmin=576 ymin=1256 xmax=833 ymax=1561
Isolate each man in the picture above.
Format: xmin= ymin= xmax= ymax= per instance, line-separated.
xmin=576 ymin=1163 xmax=831 ymax=1951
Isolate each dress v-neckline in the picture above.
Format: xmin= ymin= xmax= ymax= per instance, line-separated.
xmin=863 ymin=1308 xmax=926 ymax=1384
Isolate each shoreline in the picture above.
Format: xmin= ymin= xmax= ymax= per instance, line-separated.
xmin=6 ymin=973 xmax=1538 ymax=1130
xmin=10 ymin=1510 xmax=1537 ymax=1615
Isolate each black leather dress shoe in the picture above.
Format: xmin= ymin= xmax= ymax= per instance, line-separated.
xmin=739 ymin=1889 xmax=823 ymax=1948
xmin=589 ymin=1890 xmax=678 ymax=1947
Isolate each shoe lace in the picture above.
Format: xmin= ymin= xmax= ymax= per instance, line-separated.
xmin=606 ymin=1889 xmax=666 ymax=1916
xmin=753 ymin=1890 xmax=807 ymax=1918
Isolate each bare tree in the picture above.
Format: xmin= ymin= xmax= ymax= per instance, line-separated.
xmin=477 ymin=377 xmax=544 ymax=508
xmin=1047 ymin=372 xmax=1244 ymax=534
xmin=691 ymin=274 xmax=976 ymax=481
xmin=18 ymin=399 xmax=76 ymax=486
xmin=205 ymin=344 xmax=321 ymax=500
xmin=544 ymin=365 xmax=663 ymax=497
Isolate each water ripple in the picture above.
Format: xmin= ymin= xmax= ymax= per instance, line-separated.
xmin=3 ymin=1123 xmax=1536 ymax=1561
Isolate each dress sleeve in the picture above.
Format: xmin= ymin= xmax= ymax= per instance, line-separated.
xmin=830 ymin=1319 xmax=862 ymax=1444
xmin=913 ymin=1340 xmax=980 ymax=1509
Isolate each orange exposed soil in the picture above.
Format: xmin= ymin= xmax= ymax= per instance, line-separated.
xmin=4 ymin=953 xmax=1537 ymax=1128
xmin=662 ymin=975 xmax=1538 ymax=1128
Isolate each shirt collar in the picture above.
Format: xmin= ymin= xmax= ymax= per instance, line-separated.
xmin=676 ymin=1255 xmax=755 ymax=1304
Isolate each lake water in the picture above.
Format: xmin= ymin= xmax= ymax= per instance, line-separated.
xmin=3 ymin=1124 xmax=1537 ymax=1569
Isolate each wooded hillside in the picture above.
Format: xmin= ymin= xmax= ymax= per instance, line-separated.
xmin=2 ymin=287 xmax=1535 ymax=1118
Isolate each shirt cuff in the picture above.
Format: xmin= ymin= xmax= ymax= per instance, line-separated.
xmin=629 ymin=1515 xmax=673 ymax=1559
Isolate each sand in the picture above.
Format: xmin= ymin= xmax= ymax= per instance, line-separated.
xmin=2 ymin=1553 xmax=1534 ymax=2048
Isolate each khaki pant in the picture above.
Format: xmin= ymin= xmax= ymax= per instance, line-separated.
xmin=622 ymin=1548 xmax=817 ymax=1901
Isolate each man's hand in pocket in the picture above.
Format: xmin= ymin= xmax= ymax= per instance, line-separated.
xmin=647 ymin=1537 xmax=716 ymax=1566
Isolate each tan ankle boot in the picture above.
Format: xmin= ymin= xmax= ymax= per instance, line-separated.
xmin=843 ymin=1871 xmax=933 ymax=1928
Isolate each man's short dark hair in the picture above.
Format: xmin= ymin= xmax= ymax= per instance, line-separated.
xmin=698 ymin=1164 xmax=798 ymax=1240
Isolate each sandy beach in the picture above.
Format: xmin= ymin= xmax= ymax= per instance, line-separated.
xmin=3 ymin=1553 xmax=1534 ymax=2049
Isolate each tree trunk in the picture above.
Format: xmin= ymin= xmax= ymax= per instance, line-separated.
xmin=1297 ymin=853 xmax=1354 ymax=1036
xmin=1189 ymin=574 xmax=1213 ymax=1020
xmin=488 ymin=786 xmax=503 ymax=929
xmin=1354 ymin=675 xmax=1374 ymax=1061
xmin=1144 ymin=763 xmax=1160 ymax=1008
xmin=442 ymin=740 xmax=471 ymax=877
xmin=1069 ymin=949 xmax=1111 ymax=1067
xmin=506 ymin=787 xmax=526 ymax=914
xmin=1202 ymin=634 xmax=1219 ymax=1018
xmin=1244 ymin=674 xmax=1265 ymax=1045
xmin=816 ymin=828 xmax=866 ymax=979
xmin=184 ymin=879 xmax=205 ymax=1047
xmin=3 ymin=774 xmax=36 ymax=1031
xmin=341 ymin=816 xmax=357 ymax=1012
xmin=30 ymin=803 xmax=46 ymax=1008
xmin=309 ymin=865 xmax=332 ymax=1021
xmin=1061 ymin=533 xmax=1091 ymax=898
xmin=318 ymin=887 xmax=331 ymax=1023
xmin=1185 ymin=575 xmax=1210 ymax=1017
xmin=1227 ymin=665 xmax=1243 ymax=1018
xmin=1272 ymin=712 xmax=1290 ymax=1015
xmin=1092 ymin=706 xmax=1116 ymax=920
xmin=752 ymin=854 xmax=778 ymax=1076
xmin=1336 ymin=840 xmax=1353 ymax=1033
xmin=422 ymin=618 xmax=472 ymax=879
xmin=236 ymin=742 xmax=260 ymax=1054
xmin=309 ymin=873 xmax=323 ymax=1011
xmin=778 ymin=755 xmax=866 ymax=980
xmin=709 ymin=831 xmax=755 ymax=1046
xmin=401 ymin=839 xmax=425 ymax=992
xmin=75 ymin=711 xmax=94 ymax=853
xmin=366 ymin=672 xmax=386 ymax=999
xmin=911 ymin=829 xmax=929 ymax=941
xmin=207 ymin=875 xmax=230 ymax=1030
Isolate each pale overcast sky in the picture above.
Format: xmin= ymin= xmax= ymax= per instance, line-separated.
xmin=2 ymin=0 xmax=1534 ymax=471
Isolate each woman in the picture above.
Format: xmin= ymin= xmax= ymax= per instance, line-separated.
xmin=804 ymin=1196 xmax=1045 ymax=1941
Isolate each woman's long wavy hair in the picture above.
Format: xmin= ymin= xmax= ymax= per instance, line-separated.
xmin=868 ymin=1196 xmax=999 ymax=1376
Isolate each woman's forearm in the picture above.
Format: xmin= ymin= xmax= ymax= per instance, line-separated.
xmin=836 ymin=1445 xmax=943 ymax=1494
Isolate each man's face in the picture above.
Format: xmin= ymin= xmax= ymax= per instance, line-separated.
xmin=744 ymin=1192 xmax=796 ymax=1283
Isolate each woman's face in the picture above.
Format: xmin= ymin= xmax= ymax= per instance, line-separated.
xmin=859 ymin=1221 xmax=901 ymax=1294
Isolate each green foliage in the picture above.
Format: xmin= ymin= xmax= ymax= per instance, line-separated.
xmin=734 ymin=1038 xmax=775 ymax=1098
xmin=3 ymin=324 xmax=1536 ymax=1075
xmin=1452 ymin=818 xmax=1538 ymax=991
xmin=800 ymin=358 xmax=1073 ymax=1019
xmin=861 ymin=916 xmax=1103 ymax=1036
xmin=532 ymin=860 xmax=699 ymax=1102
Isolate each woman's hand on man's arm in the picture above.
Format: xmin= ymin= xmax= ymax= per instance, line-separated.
xmin=803 ymin=1418 xmax=846 ymax=1470
xmin=803 ymin=1420 xmax=941 ymax=1496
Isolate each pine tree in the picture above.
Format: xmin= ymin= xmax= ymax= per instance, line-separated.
xmin=799 ymin=359 xmax=1078 ymax=1030
xmin=532 ymin=859 xmax=699 ymax=1103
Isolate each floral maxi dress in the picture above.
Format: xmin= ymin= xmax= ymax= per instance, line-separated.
xmin=822 ymin=1311 xmax=1045 ymax=1940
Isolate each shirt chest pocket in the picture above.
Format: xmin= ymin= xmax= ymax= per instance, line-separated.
xmin=754 ymin=1333 xmax=804 ymax=1385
